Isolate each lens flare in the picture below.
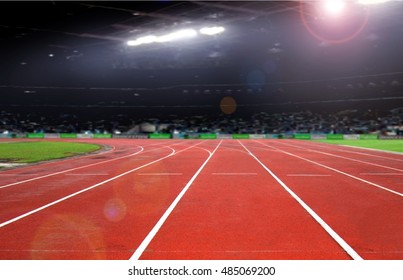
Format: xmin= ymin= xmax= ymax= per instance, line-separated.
xmin=323 ymin=0 xmax=346 ymax=16
xmin=103 ymin=198 xmax=127 ymax=222
xmin=300 ymin=1 xmax=370 ymax=44
xmin=220 ymin=96 xmax=237 ymax=115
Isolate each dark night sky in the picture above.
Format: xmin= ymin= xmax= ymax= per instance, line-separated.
xmin=0 ymin=1 xmax=403 ymax=117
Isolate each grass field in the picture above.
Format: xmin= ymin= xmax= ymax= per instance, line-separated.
xmin=318 ymin=139 xmax=403 ymax=153
xmin=0 ymin=141 xmax=101 ymax=163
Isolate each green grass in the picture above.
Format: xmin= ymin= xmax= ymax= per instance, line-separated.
xmin=318 ymin=140 xmax=403 ymax=153
xmin=0 ymin=141 xmax=101 ymax=163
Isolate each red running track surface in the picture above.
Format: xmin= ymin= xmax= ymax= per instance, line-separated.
xmin=0 ymin=139 xmax=402 ymax=260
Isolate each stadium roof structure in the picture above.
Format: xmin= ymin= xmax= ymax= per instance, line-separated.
xmin=0 ymin=1 xmax=303 ymax=70
xmin=1 ymin=1 xmax=403 ymax=89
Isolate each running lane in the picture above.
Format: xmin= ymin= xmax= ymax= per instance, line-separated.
xmin=138 ymin=140 xmax=353 ymax=260
xmin=244 ymin=140 xmax=403 ymax=259
xmin=0 ymin=139 xmax=188 ymax=187
xmin=274 ymin=140 xmax=403 ymax=193
xmin=285 ymin=139 xmax=403 ymax=165
xmin=0 ymin=141 xmax=177 ymax=222
xmin=0 ymin=140 xmax=209 ymax=259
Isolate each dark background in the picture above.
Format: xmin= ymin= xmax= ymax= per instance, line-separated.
xmin=0 ymin=1 xmax=402 ymax=132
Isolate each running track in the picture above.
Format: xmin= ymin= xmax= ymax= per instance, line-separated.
xmin=0 ymin=139 xmax=402 ymax=260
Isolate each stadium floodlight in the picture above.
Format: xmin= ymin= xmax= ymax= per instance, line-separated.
xmin=127 ymin=26 xmax=225 ymax=47
xmin=127 ymin=35 xmax=157 ymax=46
xmin=199 ymin=26 xmax=225 ymax=36
xmin=155 ymin=29 xmax=198 ymax=43
xmin=323 ymin=0 xmax=346 ymax=16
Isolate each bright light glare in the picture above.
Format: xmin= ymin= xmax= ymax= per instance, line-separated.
xmin=128 ymin=29 xmax=197 ymax=46
xmin=127 ymin=26 xmax=225 ymax=47
xmin=155 ymin=29 xmax=197 ymax=43
xmin=199 ymin=26 xmax=225 ymax=36
xmin=127 ymin=35 xmax=157 ymax=46
xmin=358 ymin=0 xmax=391 ymax=4
xmin=324 ymin=0 xmax=346 ymax=16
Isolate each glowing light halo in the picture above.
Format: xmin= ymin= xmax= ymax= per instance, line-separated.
xmin=323 ymin=0 xmax=346 ymax=17
xmin=300 ymin=1 xmax=370 ymax=45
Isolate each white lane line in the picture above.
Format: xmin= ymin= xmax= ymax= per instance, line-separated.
xmin=130 ymin=140 xmax=222 ymax=260
xmin=360 ymin=173 xmax=403 ymax=176
xmin=287 ymin=174 xmax=331 ymax=177
xmin=65 ymin=173 xmax=110 ymax=176
xmin=279 ymin=141 xmax=403 ymax=172
xmin=0 ymin=146 xmax=144 ymax=190
xmin=258 ymin=142 xmax=403 ymax=197
xmin=0 ymin=146 xmax=176 ymax=229
xmin=218 ymin=145 xmax=252 ymax=155
xmin=288 ymin=140 xmax=403 ymax=160
xmin=238 ymin=140 xmax=363 ymax=260
xmin=212 ymin=173 xmax=257 ymax=175
xmin=0 ymin=141 xmax=207 ymax=228
xmin=138 ymin=173 xmax=183 ymax=176
xmin=321 ymin=144 xmax=403 ymax=161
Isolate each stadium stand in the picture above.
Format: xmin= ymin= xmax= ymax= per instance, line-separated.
xmin=1 ymin=107 xmax=402 ymax=136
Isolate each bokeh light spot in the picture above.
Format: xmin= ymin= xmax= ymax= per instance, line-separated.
xmin=220 ymin=96 xmax=237 ymax=115
xmin=103 ymin=198 xmax=127 ymax=222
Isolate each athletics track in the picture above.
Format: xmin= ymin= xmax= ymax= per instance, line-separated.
xmin=0 ymin=139 xmax=401 ymax=260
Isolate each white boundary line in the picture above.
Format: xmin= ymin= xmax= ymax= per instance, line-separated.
xmin=0 ymin=141 xmax=207 ymax=228
xmin=0 ymin=142 xmax=117 ymax=169
xmin=238 ymin=140 xmax=363 ymax=260
xmin=258 ymin=141 xmax=403 ymax=197
xmin=130 ymin=140 xmax=222 ymax=260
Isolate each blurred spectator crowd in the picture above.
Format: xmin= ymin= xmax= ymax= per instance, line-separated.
xmin=1 ymin=108 xmax=402 ymax=136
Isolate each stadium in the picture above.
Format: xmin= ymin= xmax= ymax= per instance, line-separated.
xmin=0 ymin=0 xmax=402 ymax=267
